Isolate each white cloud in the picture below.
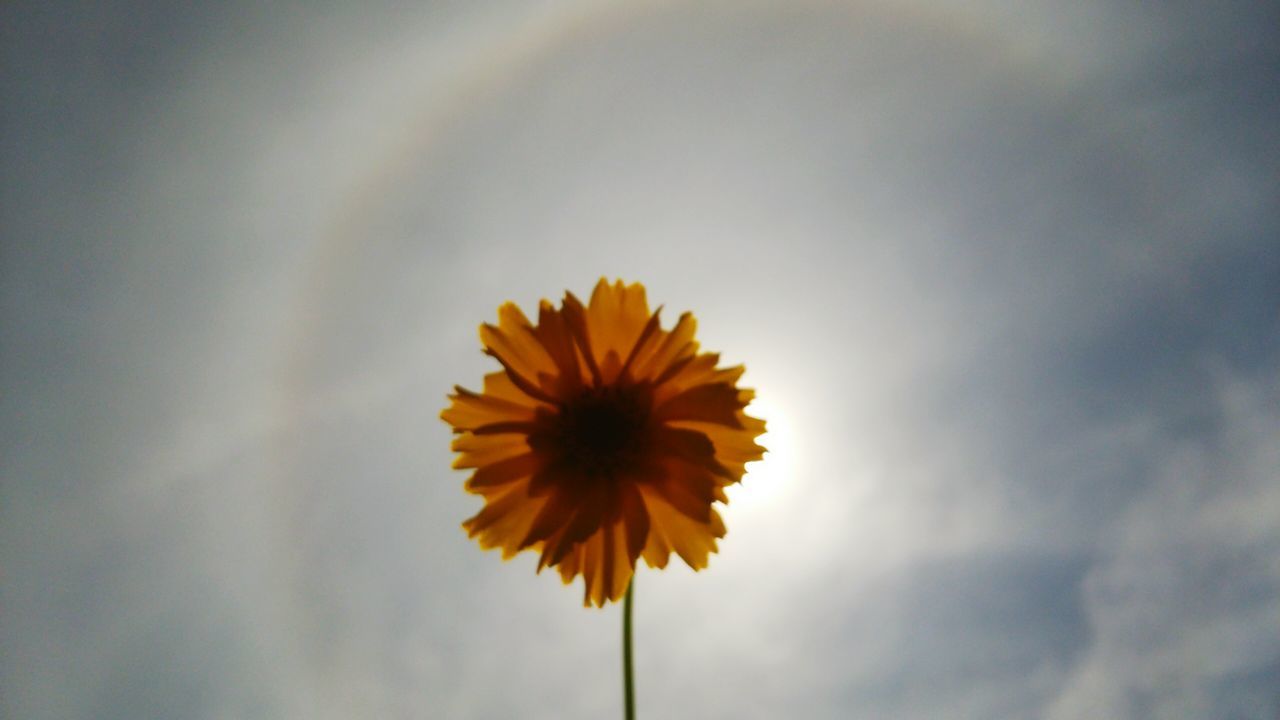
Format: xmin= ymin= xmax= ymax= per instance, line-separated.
xmin=1048 ymin=372 xmax=1280 ymax=719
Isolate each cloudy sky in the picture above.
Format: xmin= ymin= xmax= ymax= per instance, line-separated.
xmin=3 ymin=1 xmax=1278 ymax=718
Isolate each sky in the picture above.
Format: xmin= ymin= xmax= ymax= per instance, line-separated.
xmin=2 ymin=1 xmax=1278 ymax=718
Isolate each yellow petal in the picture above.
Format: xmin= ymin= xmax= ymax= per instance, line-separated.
xmin=668 ymin=418 xmax=767 ymax=478
xmin=644 ymin=458 xmax=718 ymax=523
xmin=464 ymin=453 xmax=543 ymax=493
xmin=533 ymin=300 xmax=585 ymax=394
xmin=653 ymin=353 xmax=721 ymax=403
xmin=463 ymin=482 xmax=550 ymax=559
xmin=451 ymin=433 xmax=530 ymax=469
xmin=654 ymin=426 xmax=734 ymax=480
xmin=479 ymin=303 xmax=558 ymax=385
xmin=630 ymin=312 xmax=697 ymax=382
xmin=440 ymin=386 xmax=537 ymax=431
xmin=637 ymin=484 xmax=724 ymax=571
xmin=585 ymin=278 xmax=651 ymax=375
xmin=654 ymin=382 xmax=747 ymax=427
xmin=481 ymin=371 xmax=548 ymax=408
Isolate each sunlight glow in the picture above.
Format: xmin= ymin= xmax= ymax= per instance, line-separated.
xmin=729 ymin=392 xmax=798 ymax=515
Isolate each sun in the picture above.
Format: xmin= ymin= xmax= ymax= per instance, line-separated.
xmin=725 ymin=389 xmax=795 ymax=514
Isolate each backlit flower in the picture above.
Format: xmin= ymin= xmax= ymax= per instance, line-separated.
xmin=442 ymin=279 xmax=766 ymax=607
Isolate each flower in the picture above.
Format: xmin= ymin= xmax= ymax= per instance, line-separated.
xmin=442 ymin=279 xmax=766 ymax=607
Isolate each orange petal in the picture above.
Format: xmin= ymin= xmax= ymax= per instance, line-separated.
xmin=484 ymin=349 xmax=559 ymax=404
xmin=654 ymin=426 xmax=735 ymax=479
xmin=619 ymin=482 xmax=650 ymax=562
xmin=520 ymin=494 xmax=574 ymax=549
xmin=637 ymin=484 xmax=724 ymax=570
xmin=526 ymin=461 xmax=574 ymax=498
xmin=441 ymin=386 xmax=537 ymax=431
xmin=538 ymin=486 xmax=610 ymax=568
xmin=464 ymin=453 xmax=543 ymax=492
xmin=654 ymin=382 xmax=746 ymax=427
xmin=653 ymin=352 xmax=720 ymax=402
xmin=479 ymin=303 xmax=559 ymax=385
xmin=582 ymin=531 xmax=603 ymax=605
xmin=598 ymin=522 xmax=618 ymax=606
xmin=672 ymin=418 xmax=767 ymax=478
xmin=481 ymin=371 xmax=549 ymax=408
xmin=451 ymin=433 xmax=530 ymax=469
xmin=545 ymin=518 xmax=640 ymax=607
xmin=557 ymin=542 xmax=583 ymax=584
xmin=618 ymin=307 xmax=664 ymax=379
xmin=585 ymin=279 xmax=651 ymax=373
xmin=710 ymin=364 xmax=746 ymax=385
xmin=575 ymin=522 xmax=634 ymax=607
xmin=630 ymin=311 xmax=697 ymax=382
xmin=463 ymin=482 xmax=549 ymax=559
xmin=533 ymin=299 xmax=584 ymax=394
xmin=641 ymin=522 xmax=672 ymax=569
xmin=646 ymin=458 xmax=717 ymax=522
xmin=600 ymin=349 xmax=624 ymax=385
xmin=606 ymin=521 xmax=633 ymax=603
xmin=560 ymin=291 xmax=602 ymax=384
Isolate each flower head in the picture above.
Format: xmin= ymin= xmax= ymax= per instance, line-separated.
xmin=442 ymin=279 xmax=766 ymax=607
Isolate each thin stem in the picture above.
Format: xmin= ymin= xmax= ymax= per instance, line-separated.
xmin=622 ymin=576 xmax=636 ymax=720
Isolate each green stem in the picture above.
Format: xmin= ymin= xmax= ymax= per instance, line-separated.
xmin=623 ymin=576 xmax=636 ymax=720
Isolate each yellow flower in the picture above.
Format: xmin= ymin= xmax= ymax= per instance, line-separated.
xmin=442 ymin=279 xmax=766 ymax=607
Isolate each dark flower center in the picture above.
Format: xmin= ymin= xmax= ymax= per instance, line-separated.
xmin=553 ymin=385 xmax=651 ymax=476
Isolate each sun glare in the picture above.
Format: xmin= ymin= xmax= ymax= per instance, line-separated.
xmin=728 ymin=391 xmax=797 ymax=514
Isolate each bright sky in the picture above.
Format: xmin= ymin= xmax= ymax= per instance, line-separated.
xmin=3 ymin=1 xmax=1278 ymax=718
